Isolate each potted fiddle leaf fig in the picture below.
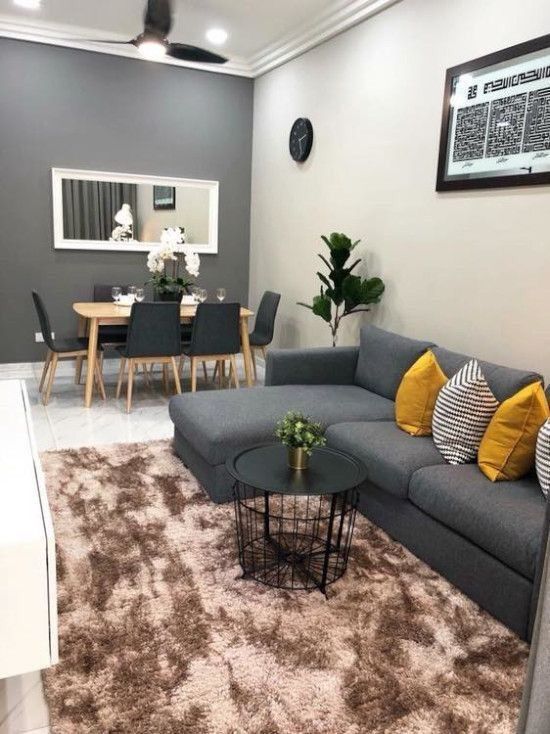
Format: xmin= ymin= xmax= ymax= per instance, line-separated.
xmin=298 ymin=232 xmax=385 ymax=346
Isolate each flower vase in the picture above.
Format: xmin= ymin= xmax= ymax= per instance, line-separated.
xmin=155 ymin=290 xmax=183 ymax=303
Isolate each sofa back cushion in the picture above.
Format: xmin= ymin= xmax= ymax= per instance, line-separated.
xmin=355 ymin=325 xmax=435 ymax=400
xmin=432 ymin=347 xmax=542 ymax=403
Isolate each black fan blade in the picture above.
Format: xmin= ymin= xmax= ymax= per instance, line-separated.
xmin=144 ymin=0 xmax=172 ymax=37
xmin=167 ymin=43 xmax=227 ymax=64
xmin=85 ymin=39 xmax=134 ymax=45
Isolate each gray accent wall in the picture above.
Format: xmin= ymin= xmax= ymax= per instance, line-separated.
xmin=0 ymin=38 xmax=253 ymax=362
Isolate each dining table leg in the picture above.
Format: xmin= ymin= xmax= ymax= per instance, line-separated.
xmin=75 ymin=315 xmax=87 ymax=384
xmin=84 ymin=317 xmax=99 ymax=408
xmin=240 ymin=316 xmax=253 ymax=388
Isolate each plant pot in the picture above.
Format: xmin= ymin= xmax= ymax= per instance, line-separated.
xmin=155 ymin=290 xmax=183 ymax=303
xmin=288 ymin=447 xmax=309 ymax=470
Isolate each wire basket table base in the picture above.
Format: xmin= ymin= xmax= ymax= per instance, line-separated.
xmin=233 ymin=486 xmax=358 ymax=594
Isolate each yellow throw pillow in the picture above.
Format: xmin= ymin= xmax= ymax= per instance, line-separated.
xmin=395 ymin=351 xmax=447 ymax=436
xmin=478 ymin=382 xmax=549 ymax=482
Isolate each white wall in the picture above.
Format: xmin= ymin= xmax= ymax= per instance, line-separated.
xmin=250 ymin=0 xmax=550 ymax=378
xmin=137 ymin=185 xmax=210 ymax=244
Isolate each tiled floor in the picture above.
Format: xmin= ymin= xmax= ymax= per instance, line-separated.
xmin=0 ymin=355 xmax=264 ymax=734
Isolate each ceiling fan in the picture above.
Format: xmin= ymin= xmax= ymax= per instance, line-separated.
xmin=80 ymin=0 xmax=228 ymax=65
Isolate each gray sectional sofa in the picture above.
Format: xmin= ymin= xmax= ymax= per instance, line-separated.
xmin=169 ymin=325 xmax=550 ymax=640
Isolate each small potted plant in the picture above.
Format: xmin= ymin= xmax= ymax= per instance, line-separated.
xmin=146 ymin=227 xmax=200 ymax=302
xmin=275 ymin=411 xmax=326 ymax=470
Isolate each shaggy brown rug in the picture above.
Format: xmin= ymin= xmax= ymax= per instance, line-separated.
xmin=41 ymin=440 xmax=527 ymax=734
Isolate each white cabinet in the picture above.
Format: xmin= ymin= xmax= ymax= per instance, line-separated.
xmin=0 ymin=380 xmax=58 ymax=679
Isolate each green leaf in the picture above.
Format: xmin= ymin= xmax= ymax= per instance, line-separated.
xmin=318 ymin=253 xmax=332 ymax=271
xmin=360 ymin=277 xmax=385 ymax=305
xmin=331 ymin=233 xmax=352 ymax=250
xmin=316 ymin=271 xmax=331 ymax=289
xmin=341 ymin=275 xmax=363 ymax=311
xmin=297 ymin=301 xmax=313 ymax=311
xmin=312 ymin=293 xmax=332 ymax=323
xmin=347 ymin=258 xmax=361 ymax=274
xmin=342 ymin=275 xmax=385 ymax=312
xmin=330 ymin=248 xmax=350 ymax=270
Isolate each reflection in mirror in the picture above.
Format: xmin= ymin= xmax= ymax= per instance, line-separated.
xmin=61 ymin=179 xmax=211 ymax=245
xmin=52 ymin=169 xmax=219 ymax=253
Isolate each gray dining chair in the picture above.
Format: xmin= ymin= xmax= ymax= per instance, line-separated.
xmin=32 ymin=291 xmax=106 ymax=406
xmin=73 ymin=284 xmax=132 ymax=385
xmin=94 ymin=283 xmax=129 ymax=346
xmin=249 ymin=291 xmax=281 ymax=377
xmin=115 ymin=302 xmax=182 ymax=412
xmin=214 ymin=291 xmax=280 ymax=383
xmin=181 ymin=303 xmax=241 ymax=392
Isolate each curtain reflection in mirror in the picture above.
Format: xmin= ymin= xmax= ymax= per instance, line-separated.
xmin=62 ymin=180 xmax=138 ymax=240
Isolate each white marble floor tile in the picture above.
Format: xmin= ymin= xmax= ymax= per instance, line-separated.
xmin=0 ymin=673 xmax=49 ymax=734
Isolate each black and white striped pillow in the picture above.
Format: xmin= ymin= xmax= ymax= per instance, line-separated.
xmin=432 ymin=359 xmax=499 ymax=465
xmin=535 ymin=419 xmax=550 ymax=498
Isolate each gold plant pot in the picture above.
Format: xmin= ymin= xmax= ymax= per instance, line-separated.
xmin=288 ymin=447 xmax=309 ymax=470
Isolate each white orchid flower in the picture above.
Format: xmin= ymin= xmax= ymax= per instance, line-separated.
xmin=161 ymin=227 xmax=184 ymax=249
xmin=183 ymin=247 xmax=200 ymax=278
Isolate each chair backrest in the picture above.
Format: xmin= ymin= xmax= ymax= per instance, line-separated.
xmin=93 ymin=284 xmax=128 ymax=301
xmin=188 ymin=303 xmax=241 ymax=357
xmin=253 ymin=291 xmax=281 ymax=344
xmin=32 ymin=291 xmax=55 ymax=351
xmin=124 ymin=302 xmax=181 ymax=358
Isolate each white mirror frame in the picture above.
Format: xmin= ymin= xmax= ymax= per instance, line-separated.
xmin=52 ymin=168 xmax=219 ymax=254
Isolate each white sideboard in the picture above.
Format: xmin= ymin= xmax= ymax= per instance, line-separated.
xmin=0 ymin=380 xmax=58 ymax=679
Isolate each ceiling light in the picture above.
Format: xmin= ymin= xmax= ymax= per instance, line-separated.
xmin=206 ymin=28 xmax=228 ymax=46
xmin=137 ymin=37 xmax=167 ymax=61
xmin=13 ymin=0 xmax=41 ymax=9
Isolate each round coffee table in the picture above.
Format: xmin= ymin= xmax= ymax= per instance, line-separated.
xmin=226 ymin=443 xmax=367 ymax=595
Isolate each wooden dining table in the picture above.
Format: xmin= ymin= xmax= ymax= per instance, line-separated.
xmin=73 ymin=302 xmax=255 ymax=407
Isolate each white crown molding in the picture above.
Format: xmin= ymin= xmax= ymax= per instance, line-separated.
xmin=0 ymin=0 xmax=401 ymax=79
xmin=248 ymin=0 xmax=402 ymax=77
xmin=0 ymin=16 xmax=252 ymax=77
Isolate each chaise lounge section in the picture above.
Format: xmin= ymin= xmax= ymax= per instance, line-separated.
xmin=169 ymin=325 xmax=550 ymax=640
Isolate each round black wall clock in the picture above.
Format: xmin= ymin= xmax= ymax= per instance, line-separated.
xmin=289 ymin=118 xmax=313 ymax=162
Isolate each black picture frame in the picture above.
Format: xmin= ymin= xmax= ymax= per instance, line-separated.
xmin=153 ymin=186 xmax=176 ymax=210
xmin=436 ymin=34 xmax=550 ymax=191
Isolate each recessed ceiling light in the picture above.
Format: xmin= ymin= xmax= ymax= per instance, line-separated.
xmin=206 ymin=28 xmax=228 ymax=46
xmin=13 ymin=0 xmax=41 ymax=8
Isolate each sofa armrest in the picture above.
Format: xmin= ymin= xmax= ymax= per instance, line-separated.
xmin=265 ymin=347 xmax=359 ymax=386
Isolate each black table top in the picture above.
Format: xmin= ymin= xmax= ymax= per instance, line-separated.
xmin=226 ymin=443 xmax=367 ymax=496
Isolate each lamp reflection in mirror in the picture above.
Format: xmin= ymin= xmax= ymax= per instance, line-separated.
xmin=111 ymin=204 xmax=134 ymax=242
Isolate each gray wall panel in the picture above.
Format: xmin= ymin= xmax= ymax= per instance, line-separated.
xmin=0 ymin=38 xmax=253 ymax=362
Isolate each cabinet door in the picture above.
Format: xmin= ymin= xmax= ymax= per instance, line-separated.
xmin=0 ymin=381 xmax=56 ymax=679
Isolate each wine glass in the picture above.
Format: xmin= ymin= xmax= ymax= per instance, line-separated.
xmin=191 ymin=286 xmax=200 ymax=304
xmin=111 ymin=286 xmax=122 ymax=303
xmin=198 ymin=288 xmax=208 ymax=303
xmin=135 ymin=288 xmax=145 ymax=303
xmin=127 ymin=285 xmax=137 ymax=297
xmin=216 ymin=288 xmax=226 ymax=302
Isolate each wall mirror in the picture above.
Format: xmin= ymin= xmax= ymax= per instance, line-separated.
xmin=52 ymin=168 xmax=219 ymax=253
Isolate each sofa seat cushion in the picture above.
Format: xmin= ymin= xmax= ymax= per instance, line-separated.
xmin=169 ymin=385 xmax=395 ymax=466
xmin=409 ymin=464 xmax=546 ymax=579
xmin=325 ymin=422 xmax=446 ymax=499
